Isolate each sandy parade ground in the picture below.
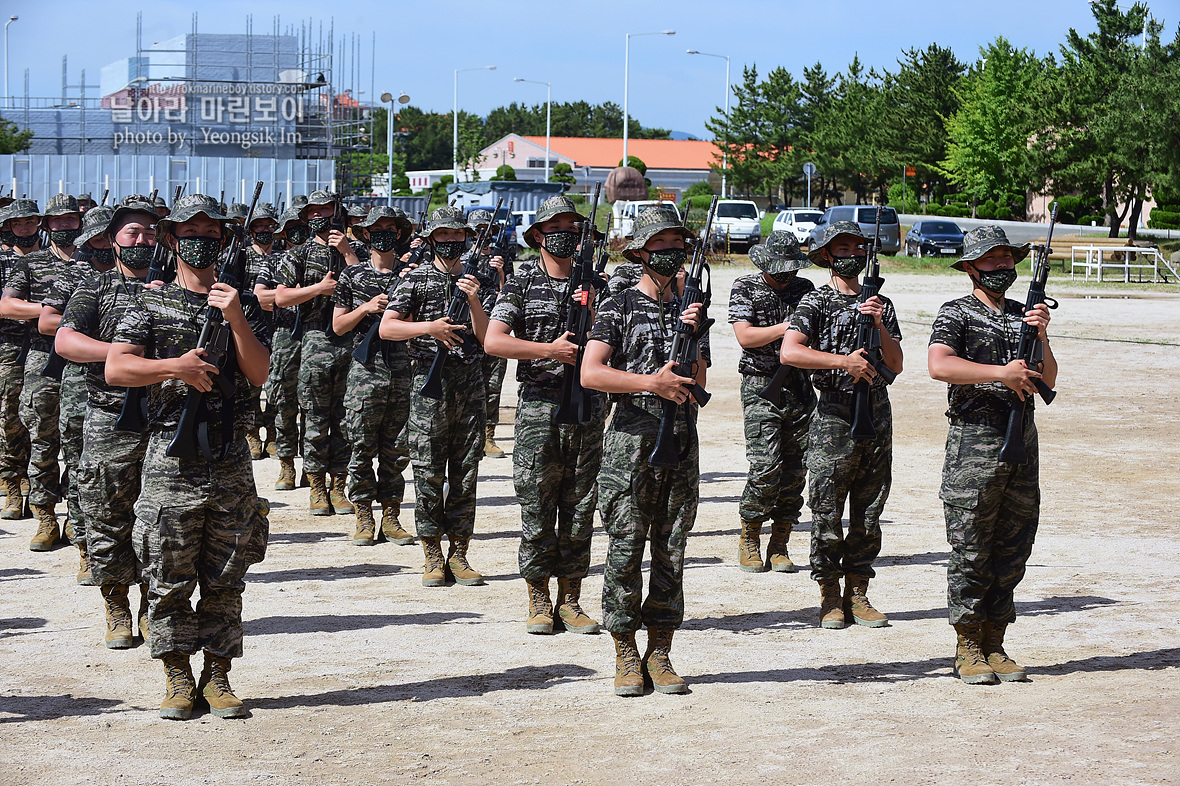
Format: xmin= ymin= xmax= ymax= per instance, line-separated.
xmin=1 ymin=262 xmax=1178 ymax=785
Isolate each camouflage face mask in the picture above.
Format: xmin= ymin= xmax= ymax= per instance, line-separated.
xmin=50 ymin=228 xmax=81 ymax=247
xmin=307 ymin=216 xmax=331 ymax=235
xmin=433 ymin=239 xmax=467 ymax=260
xmin=117 ymin=242 xmax=154 ymax=269
xmin=769 ymin=270 xmax=798 ymax=284
xmin=285 ymin=225 xmax=311 ymax=246
xmin=12 ymin=232 xmax=38 ymax=249
xmin=90 ymin=247 xmax=116 ymax=267
xmin=0 ymin=229 xmax=15 ymax=247
xmin=830 ymin=255 xmax=866 ymax=278
xmin=644 ymin=247 xmax=687 ymax=278
xmin=974 ymin=267 xmax=1018 ymax=294
xmin=542 ymin=230 xmax=579 ymax=259
xmin=367 ymin=229 xmax=400 ymax=253
xmin=252 ymin=231 xmax=274 ymax=247
xmin=176 ymin=236 xmax=222 ymax=269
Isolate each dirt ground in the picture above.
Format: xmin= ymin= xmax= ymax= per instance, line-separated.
xmin=2 ymin=265 xmax=1178 ymax=785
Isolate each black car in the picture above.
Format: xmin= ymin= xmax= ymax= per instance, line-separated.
xmin=905 ymin=220 xmax=965 ymax=258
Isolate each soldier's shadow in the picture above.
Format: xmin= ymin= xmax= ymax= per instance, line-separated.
xmin=247 ymin=611 xmax=481 ymax=635
xmin=0 ymin=694 xmax=127 ymax=723
xmin=248 ymin=563 xmax=412 ymax=583
xmin=889 ymin=594 xmax=1121 ymax=623
xmin=683 ymin=609 xmax=814 ymax=632
xmin=0 ymin=616 xmax=47 ymax=638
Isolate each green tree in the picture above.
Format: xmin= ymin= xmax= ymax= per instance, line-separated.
xmin=886 ymin=44 xmax=967 ymax=189
xmin=617 ymin=155 xmax=647 ymax=175
xmin=490 ymin=164 xmax=517 ymax=181
xmin=552 ymin=162 xmax=576 ymax=186
xmin=0 ymin=117 xmax=32 ymax=154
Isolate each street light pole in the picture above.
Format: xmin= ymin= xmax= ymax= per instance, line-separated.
xmin=514 ymin=78 xmax=551 ymax=183
xmin=454 ymin=65 xmax=496 ymax=185
xmin=623 ymin=31 xmax=675 ymax=170
xmin=687 ymin=49 xmax=730 ymax=198
xmin=4 ymin=16 xmax=18 ymax=110
xmin=381 ymin=91 xmax=410 ymax=207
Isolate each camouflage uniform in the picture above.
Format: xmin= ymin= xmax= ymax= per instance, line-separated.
xmin=607 ymin=261 xmax=643 ymax=297
xmin=256 ymin=251 xmax=300 ymax=460
xmin=113 ymin=282 xmax=271 ymax=659
xmin=244 ymin=244 xmax=279 ymax=447
xmin=931 ymin=294 xmax=1040 ymax=625
xmin=0 ymin=250 xmax=30 ymax=488
xmin=490 ymin=264 xmax=606 ymax=581
xmin=466 ymin=214 xmax=510 ymax=444
xmin=787 ymin=285 xmax=901 ymax=581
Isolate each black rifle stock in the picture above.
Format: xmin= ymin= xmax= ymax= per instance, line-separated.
xmin=999 ymin=206 xmax=1059 ymax=464
xmin=491 ymin=199 xmax=516 ymax=279
xmin=850 ymin=207 xmax=898 ymax=441
xmin=553 ymin=183 xmax=601 ymax=425
xmin=100 ymin=189 xmax=109 ymax=206
xmin=648 ymin=196 xmax=718 ymax=469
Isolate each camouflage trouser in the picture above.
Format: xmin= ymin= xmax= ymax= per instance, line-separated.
xmin=20 ymin=349 xmax=61 ymax=506
xmin=514 ymin=387 xmax=606 ymax=581
xmin=807 ymin=392 xmax=892 ymax=582
xmin=408 ymin=359 xmax=484 ymax=539
xmin=133 ymin=431 xmax=269 ymax=659
xmin=78 ymin=406 xmax=149 ymax=587
xmin=297 ymin=329 xmax=351 ymax=475
xmin=264 ymin=328 xmax=301 ymax=459
xmin=599 ymin=398 xmax=699 ymax=634
xmin=0 ymin=345 xmax=30 ymax=480
xmin=738 ymin=374 xmax=813 ymax=528
xmin=942 ymin=417 xmax=1040 ymax=626
xmin=482 ymin=353 xmax=507 ymax=428
xmin=344 ymin=350 xmax=412 ymax=504
xmin=58 ymin=365 xmax=87 ymax=541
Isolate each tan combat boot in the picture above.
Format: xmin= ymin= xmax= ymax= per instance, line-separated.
xmin=159 ymin=651 xmax=197 ymax=720
xmin=738 ymin=520 xmax=767 ymax=573
xmin=818 ymin=577 xmax=845 ymax=629
xmin=274 ymin=457 xmax=296 ymax=491
xmin=29 ymin=505 xmax=61 ymax=552
xmin=378 ymin=500 xmax=414 ymax=545
xmin=421 ymin=537 xmax=446 ymax=587
xmin=612 ymin=632 xmax=644 ymax=697
xmin=844 ymin=575 xmax=888 ymax=628
xmin=329 ymin=474 xmax=354 ymax=514
xmin=138 ymin=582 xmax=150 ymax=644
xmin=525 ymin=577 xmax=554 ymax=635
xmin=642 ymin=628 xmax=688 ymax=694
xmin=446 ymin=537 xmax=484 ymax=586
xmin=307 ymin=473 xmax=331 ymax=516
xmin=352 ymin=502 xmax=376 ymax=547
xmin=101 ymin=584 xmax=135 ymax=649
xmin=63 ymin=515 xmax=75 ymax=543
xmin=76 ymin=541 xmax=96 ymax=585
xmin=765 ymin=521 xmax=797 ymax=573
xmin=556 ymin=577 xmax=601 ymax=634
xmin=246 ymin=428 xmax=263 ymax=461
xmin=954 ymin=622 xmax=999 ymax=684
xmin=197 ymin=652 xmax=246 ymax=719
xmin=1 ymin=476 xmax=25 ymax=520
xmin=983 ymin=621 xmax=1028 ymax=682
xmin=483 ymin=424 xmax=505 ymax=459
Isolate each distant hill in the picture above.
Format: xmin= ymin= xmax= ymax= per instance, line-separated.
xmin=669 ymin=130 xmax=700 ymax=141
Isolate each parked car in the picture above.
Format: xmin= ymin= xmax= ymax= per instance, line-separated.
xmin=709 ymin=199 xmax=762 ymax=252
xmin=772 ymin=208 xmax=825 ymax=245
xmin=463 ymin=204 xmax=517 ymax=249
xmin=513 ymin=210 xmax=537 ymax=250
xmin=808 ymin=205 xmax=901 ymax=254
xmin=905 ymin=220 xmax=965 ymax=258
xmin=609 ymin=200 xmax=680 ymax=240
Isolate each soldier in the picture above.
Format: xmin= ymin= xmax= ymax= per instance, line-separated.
xmin=57 ymin=196 xmax=158 ymax=648
xmin=581 ymin=205 xmax=705 ymax=697
xmin=242 ymin=202 xmax=281 ymax=460
xmin=346 ymin=203 xmax=372 ymax=264
xmin=466 ymin=208 xmax=510 ymax=459
xmin=927 ymin=226 xmax=1056 ymax=684
xmin=274 ymin=191 xmax=359 ymax=515
xmin=728 ymin=230 xmax=816 ymax=573
xmin=780 ymin=221 xmax=903 ymax=630
xmin=153 ymin=194 xmax=171 ymax=221
xmin=381 ymin=206 xmax=494 ymax=587
xmin=106 ymin=193 xmax=271 ymax=721
xmin=330 ymin=206 xmax=414 ymax=547
xmin=77 ymin=193 xmax=96 ymax=214
xmin=0 ymin=199 xmax=38 ymax=521
xmin=1 ymin=194 xmax=84 ymax=548
xmin=483 ymin=196 xmax=605 ymax=636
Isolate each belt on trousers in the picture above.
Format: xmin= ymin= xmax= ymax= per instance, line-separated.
xmin=949 ymin=409 xmax=1009 ymax=429
xmin=618 ymin=393 xmax=668 ymax=419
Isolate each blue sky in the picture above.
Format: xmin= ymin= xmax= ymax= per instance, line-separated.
xmin=3 ymin=0 xmax=1164 ymax=138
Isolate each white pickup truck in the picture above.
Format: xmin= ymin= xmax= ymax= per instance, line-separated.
xmin=609 ymin=200 xmax=681 ymax=240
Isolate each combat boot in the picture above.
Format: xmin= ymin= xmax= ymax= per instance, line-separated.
xmin=556 ymin=577 xmax=601 ymax=634
xmin=525 ymin=577 xmax=554 ymax=635
xmin=62 ymin=514 xmax=75 ymax=543
xmin=765 ymin=521 xmax=797 ymax=573
xmin=138 ymin=582 xmax=150 ymax=644
xmin=29 ymin=505 xmax=60 ymax=552
xmin=352 ymin=502 xmax=376 ymax=547
xmin=642 ymin=628 xmax=688 ymax=694
xmin=274 ymin=457 xmax=296 ymax=491
xmin=159 ymin=651 xmax=196 ymax=720
xmin=307 ymin=473 xmax=331 ymax=516
xmin=612 ymin=632 xmax=644 ymax=697
xmin=378 ymin=500 xmax=414 ymax=545
xmin=818 ymin=577 xmax=845 ymax=629
xmin=483 ymin=424 xmax=506 ymax=459
xmin=954 ymin=622 xmax=999 ymax=684
xmin=983 ymin=621 xmax=1028 ymax=682
xmin=246 ymin=428 xmax=263 ymax=461
xmin=446 ymin=537 xmax=484 ymax=586
xmin=844 ymin=575 xmax=888 ymax=628
xmin=299 ymin=469 xmax=309 ymax=488
xmin=76 ymin=541 xmax=96 ymax=585
xmin=197 ymin=652 xmax=246 ymax=719
xmin=421 ymin=537 xmax=446 ymax=587
xmin=738 ymin=520 xmax=767 ymax=573
xmin=1 ymin=476 xmax=24 ymax=520
xmin=329 ymin=474 xmax=354 ymax=514
xmin=101 ymin=584 xmax=134 ymax=649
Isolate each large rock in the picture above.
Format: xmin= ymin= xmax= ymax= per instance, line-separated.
xmin=605 ymin=166 xmax=647 ymax=203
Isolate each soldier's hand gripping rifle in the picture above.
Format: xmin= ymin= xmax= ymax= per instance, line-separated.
xmin=999 ymin=205 xmax=1059 ymax=464
xmin=166 ymin=181 xmax=264 ymax=460
xmin=649 ymin=196 xmax=718 ymax=469
xmin=351 ymin=228 xmax=436 ymax=366
xmin=417 ymin=198 xmax=503 ymax=400
xmin=292 ymin=194 xmax=346 ymax=341
xmin=553 ymin=183 xmax=601 ymax=425
xmin=849 ymin=207 xmax=899 ymax=441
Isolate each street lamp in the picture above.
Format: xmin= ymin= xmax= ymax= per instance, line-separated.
xmin=381 ymin=91 xmax=410 ymax=206
xmin=4 ymin=16 xmax=17 ymax=110
xmin=687 ymin=49 xmax=730 ymax=199
xmin=513 ymin=78 xmax=551 ymax=183
xmin=454 ymin=65 xmax=495 ymax=184
xmin=623 ymin=30 xmax=675 ymax=169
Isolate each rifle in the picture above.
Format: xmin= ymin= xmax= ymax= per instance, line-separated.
xmin=490 ymin=199 xmax=516 ymax=279
xmin=849 ymin=206 xmax=898 ymax=441
xmin=999 ymin=206 xmax=1059 ymax=464
xmin=351 ymin=237 xmax=435 ymax=365
xmin=291 ymin=193 xmax=346 ymax=341
xmin=166 ymin=180 xmax=264 ymax=460
xmin=40 ymin=335 xmax=67 ymax=380
xmin=100 ymin=189 xmax=109 ymax=207
xmin=148 ymin=188 xmax=159 ymax=205
xmin=648 ymin=196 xmax=718 ymax=469
xmin=418 ymin=197 xmax=503 ymax=400
xmin=553 ymin=183 xmax=601 ymax=425
xmin=115 ymin=236 xmax=176 ymax=432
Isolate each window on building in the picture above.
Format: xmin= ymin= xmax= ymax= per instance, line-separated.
xmin=526 ymin=158 xmax=558 ymax=169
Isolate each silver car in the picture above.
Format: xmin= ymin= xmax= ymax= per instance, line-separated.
xmin=808 ymin=205 xmax=901 ymax=254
